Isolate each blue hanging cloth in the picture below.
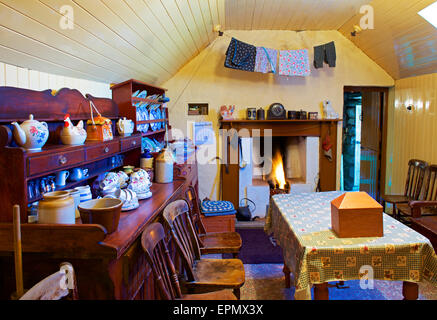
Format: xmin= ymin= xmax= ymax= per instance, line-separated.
xmin=224 ymin=38 xmax=256 ymax=72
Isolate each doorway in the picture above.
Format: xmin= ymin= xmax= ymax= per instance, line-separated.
xmin=342 ymin=87 xmax=389 ymax=201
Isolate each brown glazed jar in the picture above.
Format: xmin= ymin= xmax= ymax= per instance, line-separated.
xmin=37 ymin=191 xmax=75 ymax=224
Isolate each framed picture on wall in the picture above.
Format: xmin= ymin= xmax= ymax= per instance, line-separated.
xmin=192 ymin=121 xmax=214 ymax=146
xmin=188 ymin=103 xmax=209 ymax=115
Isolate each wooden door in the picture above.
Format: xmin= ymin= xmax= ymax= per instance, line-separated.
xmin=360 ymin=91 xmax=383 ymax=200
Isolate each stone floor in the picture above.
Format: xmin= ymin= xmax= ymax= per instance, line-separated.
xmin=239 ymin=263 xmax=437 ymax=300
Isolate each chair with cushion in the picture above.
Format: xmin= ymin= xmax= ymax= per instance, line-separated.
xmin=381 ymin=159 xmax=428 ymax=217
xmin=141 ymin=222 xmax=236 ymax=300
xmin=162 ymin=199 xmax=245 ymax=299
xmin=397 ymin=165 xmax=437 ymax=223
xmin=185 ymin=186 xmax=242 ymax=258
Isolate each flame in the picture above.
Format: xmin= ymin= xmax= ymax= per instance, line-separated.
xmin=272 ymin=150 xmax=286 ymax=189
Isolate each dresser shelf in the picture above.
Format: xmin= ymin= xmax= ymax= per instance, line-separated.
xmin=111 ymin=79 xmax=170 ymax=146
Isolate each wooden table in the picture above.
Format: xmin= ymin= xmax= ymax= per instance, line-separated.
xmin=265 ymin=191 xmax=437 ymax=300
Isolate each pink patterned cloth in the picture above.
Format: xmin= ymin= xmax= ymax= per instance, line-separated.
xmin=255 ymin=47 xmax=277 ymax=73
xmin=278 ymin=49 xmax=311 ymax=76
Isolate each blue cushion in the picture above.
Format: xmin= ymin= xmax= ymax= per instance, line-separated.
xmin=203 ymin=210 xmax=237 ymax=217
xmin=201 ymin=200 xmax=236 ymax=216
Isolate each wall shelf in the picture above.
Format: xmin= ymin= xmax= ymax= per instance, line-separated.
xmin=111 ymin=79 xmax=169 ymax=145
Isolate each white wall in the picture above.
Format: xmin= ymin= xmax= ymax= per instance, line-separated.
xmin=163 ymin=30 xmax=395 ymax=200
xmin=0 ymin=62 xmax=111 ymax=98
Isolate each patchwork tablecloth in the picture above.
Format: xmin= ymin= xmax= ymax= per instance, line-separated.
xmin=265 ymin=191 xmax=437 ymax=300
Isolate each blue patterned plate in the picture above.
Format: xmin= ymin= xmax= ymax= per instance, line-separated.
xmin=137 ymin=90 xmax=148 ymax=99
xmin=149 ymin=109 xmax=158 ymax=131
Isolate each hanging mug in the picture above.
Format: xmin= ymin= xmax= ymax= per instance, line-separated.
xmin=55 ymin=170 xmax=70 ymax=187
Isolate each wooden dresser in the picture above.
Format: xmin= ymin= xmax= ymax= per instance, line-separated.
xmin=0 ymin=86 xmax=198 ymax=299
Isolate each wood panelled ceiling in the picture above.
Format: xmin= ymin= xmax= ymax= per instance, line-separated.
xmin=339 ymin=0 xmax=437 ymax=79
xmin=0 ymin=0 xmax=224 ymax=85
xmin=224 ymin=0 xmax=371 ymax=31
xmin=0 ymin=0 xmax=435 ymax=85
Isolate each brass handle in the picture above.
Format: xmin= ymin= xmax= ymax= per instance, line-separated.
xmin=104 ymin=147 xmax=109 ymax=153
xmin=132 ymin=141 xmax=137 ymax=146
xmin=58 ymin=155 xmax=67 ymax=165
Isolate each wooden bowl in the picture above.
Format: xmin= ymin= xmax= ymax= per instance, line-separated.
xmin=78 ymin=198 xmax=123 ymax=234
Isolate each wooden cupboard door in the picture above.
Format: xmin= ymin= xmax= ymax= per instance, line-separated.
xmin=360 ymin=92 xmax=382 ymax=200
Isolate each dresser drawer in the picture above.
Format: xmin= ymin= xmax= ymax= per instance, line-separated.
xmin=86 ymin=142 xmax=119 ymax=161
xmin=120 ymin=136 xmax=141 ymax=152
xmin=27 ymin=150 xmax=84 ymax=176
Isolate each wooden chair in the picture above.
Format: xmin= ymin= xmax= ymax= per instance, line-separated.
xmin=162 ymin=200 xmax=245 ymax=299
xmin=397 ymin=165 xmax=437 ymax=223
xmin=409 ymin=201 xmax=437 ymax=251
xmin=19 ymin=262 xmax=78 ymax=300
xmin=381 ymin=159 xmax=428 ymax=217
xmin=141 ymin=222 xmax=236 ymax=300
xmin=185 ymin=186 xmax=242 ymax=258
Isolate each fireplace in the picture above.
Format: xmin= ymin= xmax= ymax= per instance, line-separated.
xmin=237 ymin=134 xmax=320 ymax=217
xmin=220 ymin=119 xmax=341 ymax=212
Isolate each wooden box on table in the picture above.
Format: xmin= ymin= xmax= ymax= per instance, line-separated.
xmin=331 ymin=192 xmax=383 ymax=238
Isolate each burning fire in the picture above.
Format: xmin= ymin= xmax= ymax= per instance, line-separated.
xmin=271 ymin=149 xmax=286 ymax=189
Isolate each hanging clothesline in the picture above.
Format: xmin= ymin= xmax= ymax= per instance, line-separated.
xmin=218 ymin=31 xmax=336 ymax=75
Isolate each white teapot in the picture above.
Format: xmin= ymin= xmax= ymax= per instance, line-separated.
xmin=117 ymin=117 xmax=134 ymax=137
xmin=11 ymin=114 xmax=49 ymax=151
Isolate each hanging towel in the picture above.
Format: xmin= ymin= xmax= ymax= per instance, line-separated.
xmin=314 ymin=41 xmax=336 ymax=68
xmin=225 ymin=38 xmax=256 ymax=72
xmin=324 ymin=41 xmax=336 ymax=67
xmin=314 ymin=44 xmax=325 ymax=69
xmin=255 ymin=47 xmax=277 ymax=74
xmin=278 ymin=49 xmax=311 ymax=76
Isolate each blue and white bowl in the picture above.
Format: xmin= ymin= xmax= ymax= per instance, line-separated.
xmin=74 ymin=185 xmax=92 ymax=203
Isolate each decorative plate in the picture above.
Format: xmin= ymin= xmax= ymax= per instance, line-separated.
xmin=122 ymin=202 xmax=139 ymax=211
xmin=155 ymin=108 xmax=162 ymax=130
xmin=137 ymin=90 xmax=148 ymax=99
xmin=136 ymin=191 xmax=152 ymax=200
xmin=149 ymin=109 xmax=158 ymax=131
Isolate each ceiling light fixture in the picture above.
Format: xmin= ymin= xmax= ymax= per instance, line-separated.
xmin=418 ymin=1 xmax=437 ymax=29
xmin=351 ymin=25 xmax=363 ymax=37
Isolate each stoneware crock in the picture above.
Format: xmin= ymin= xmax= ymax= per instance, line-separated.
xmin=37 ymin=191 xmax=75 ymax=224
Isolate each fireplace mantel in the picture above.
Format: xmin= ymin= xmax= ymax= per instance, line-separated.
xmin=220 ymin=119 xmax=341 ymax=137
xmin=219 ymin=119 xmax=342 ymax=207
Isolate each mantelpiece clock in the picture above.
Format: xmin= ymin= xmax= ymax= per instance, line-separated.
xmin=267 ymin=103 xmax=286 ymax=120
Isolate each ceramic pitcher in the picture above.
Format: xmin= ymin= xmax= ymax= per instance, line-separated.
xmin=117 ymin=117 xmax=134 ymax=137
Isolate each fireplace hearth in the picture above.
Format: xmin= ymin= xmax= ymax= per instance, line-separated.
xmin=268 ymin=180 xmax=290 ymax=195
